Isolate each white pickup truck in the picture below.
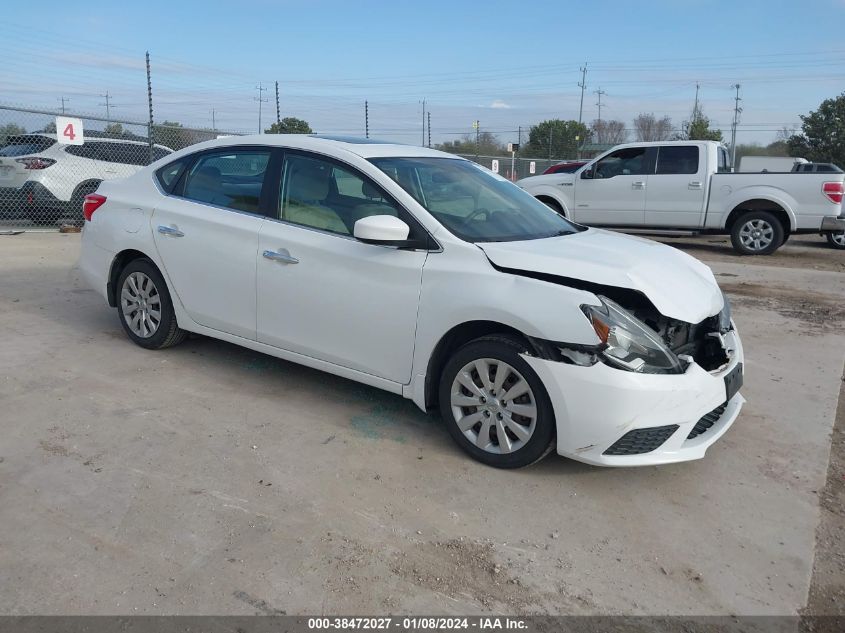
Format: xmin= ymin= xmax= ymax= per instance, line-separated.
xmin=517 ymin=140 xmax=845 ymax=254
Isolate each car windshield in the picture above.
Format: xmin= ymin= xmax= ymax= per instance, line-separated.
xmin=370 ymin=157 xmax=581 ymax=242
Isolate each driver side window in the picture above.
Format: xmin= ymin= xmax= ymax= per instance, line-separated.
xmin=594 ymin=147 xmax=650 ymax=178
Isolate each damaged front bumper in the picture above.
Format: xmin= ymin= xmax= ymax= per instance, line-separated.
xmin=523 ymin=326 xmax=745 ymax=467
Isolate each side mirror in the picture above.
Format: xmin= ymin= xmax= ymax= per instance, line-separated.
xmin=354 ymin=215 xmax=411 ymax=245
xmin=580 ymin=166 xmax=594 ymax=179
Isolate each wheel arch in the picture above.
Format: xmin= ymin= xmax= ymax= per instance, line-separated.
xmin=106 ymin=249 xmax=157 ymax=307
xmin=725 ymin=198 xmax=794 ymax=235
xmin=423 ymin=320 xmax=538 ymax=411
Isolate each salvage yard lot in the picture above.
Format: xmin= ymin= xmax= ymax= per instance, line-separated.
xmin=0 ymin=232 xmax=843 ymax=615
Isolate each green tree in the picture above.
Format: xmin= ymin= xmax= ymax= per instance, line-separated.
xmin=436 ymin=131 xmax=505 ymax=156
xmin=684 ymin=106 xmax=723 ymax=141
xmin=0 ymin=123 xmax=26 ymax=144
xmin=152 ymin=121 xmax=208 ymax=150
xmin=104 ymin=122 xmax=125 ymax=137
xmin=524 ymin=120 xmax=589 ymax=160
xmin=787 ymin=93 xmax=845 ymax=167
xmin=265 ymin=117 xmax=312 ymax=134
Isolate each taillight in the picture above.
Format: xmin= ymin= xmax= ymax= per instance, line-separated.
xmin=83 ymin=193 xmax=107 ymax=221
xmin=15 ymin=157 xmax=56 ymax=170
xmin=822 ymin=181 xmax=844 ymax=204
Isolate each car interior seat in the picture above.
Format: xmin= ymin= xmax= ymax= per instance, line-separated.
xmin=285 ymin=163 xmax=349 ymax=234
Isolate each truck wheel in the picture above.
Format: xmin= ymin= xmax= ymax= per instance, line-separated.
xmin=826 ymin=231 xmax=845 ymax=250
xmin=730 ymin=211 xmax=784 ymax=255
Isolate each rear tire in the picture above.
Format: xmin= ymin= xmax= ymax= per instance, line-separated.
xmin=116 ymin=258 xmax=186 ymax=350
xmin=438 ymin=334 xmax=556 ymax=469
xmin=729 ymin=210 xmax=784 ymax=255
xmin=826 ymin=231 xmax=845 ymax=250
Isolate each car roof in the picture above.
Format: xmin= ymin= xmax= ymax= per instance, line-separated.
xmin=183 ymin=134 xmax=464 ymax=160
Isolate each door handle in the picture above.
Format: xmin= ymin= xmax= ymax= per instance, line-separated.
xmin=157 ymin=225 xmax=184 ymax=237
xmin=688 ymin=181 xmax=703 ymax=189
xmin=263 ymin=249 xmax=299 ymax=264
xmin=632 ymin=181 xmax=646 ymax=189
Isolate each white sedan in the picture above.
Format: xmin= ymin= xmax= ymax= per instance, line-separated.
xmin=79 ymin=135 xmax=745 ymax=468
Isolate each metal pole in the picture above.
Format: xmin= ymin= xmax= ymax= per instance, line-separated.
xmin=275 ymin=81 xmax=281 ymax=124
xmin=427 ymin=111 xmax=431 ymax=148
xmin=577 ymin=63 xmax=587 ymax=159
xmin=730 ymin=83 xmax=742 ymax=170
xmin=475 ymin=121 xmax=480 ymax=159
xmin=146 ymin=52 xmax=154 ymax=163
xmin=365 ymin=100 xmax=369 ymax=138
xmin=548 ymin=127 xmax=552 ymax=161
xmin=421 ymin=98 xmax=426 ymax=147
xmin=255 ymin=83 xmax=268 ymax=133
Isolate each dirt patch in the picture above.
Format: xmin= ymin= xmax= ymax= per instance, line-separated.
xmin=655 ymin=233 xmax=845 ymax=273
xmin=802 ymin=377 xmax=845 ymax=628
xmin=720 ymin=282 xmax=845 ymax=328
xmin=391 ymin=538 xmax=558 ymax=613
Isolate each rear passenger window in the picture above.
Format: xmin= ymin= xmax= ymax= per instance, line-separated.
xmin=182 ymin=150 xmax=271 ymax=213
xmin=656 ymin=146 xmax=699 ymax=175
xmin=156 ymin=159 xmax=188 ymax=192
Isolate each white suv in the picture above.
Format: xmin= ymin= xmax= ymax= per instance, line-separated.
xmin=0 ymin=134 xmax=172 ymax=225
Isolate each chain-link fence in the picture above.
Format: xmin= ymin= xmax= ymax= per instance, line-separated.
xmin=457 ymin=154 xmax=580 ymax=181
xmin=0 ymin=105 xmax=241 ymax=231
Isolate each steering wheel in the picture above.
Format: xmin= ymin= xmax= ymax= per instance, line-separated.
xmin=463 ymin=207 xmax=490 ymax=224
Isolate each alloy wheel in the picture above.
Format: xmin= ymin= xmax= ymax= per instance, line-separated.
xmin=120 ymin=271 xmax=162 ymax=338
xmin=449 ymin=358 xmax=537 ymax=455
xmin=738 ymin=219 xmax=775 ymax=252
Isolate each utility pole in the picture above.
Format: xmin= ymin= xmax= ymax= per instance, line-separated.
xmin=427 ymin=111 xmax=431 ymax=148
xmin=255 ymin=83 xmax=268 ymax=134
xmin=730 ymin=83 xmax=742 ymax=170
xmin=275 ymin=81 xmax=281 ymax=124
xmin=212 ymin=109 xmax=216 ymax=132
xmin=577 ymin=63 xmax=588 ymax=127
xmin=364 ymin=100 xmax=369 ymax=138
xmin=577 ymin=63 xmax=588 ymax=159
xmin=58 ymin=97 xmax=69 ymax=114
xmin=693 ymin=82 xmax=700 ymax=116
xmin=594 ymin=88 xmax=606 ymax=124
xmin=473 ymin=120 xmax=480 ymax=158
xmin=99 ymin=91 xmax=113 ymax=121
xmin=420 ymin=98 xmax=426 ymax=147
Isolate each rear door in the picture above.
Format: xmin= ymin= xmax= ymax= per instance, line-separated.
xmin=644 ymin=144 xmax=707 ymax=228
xmin=571 ymin=146 xmax=653 ymax=225
xmin=152 ymin=147 xmax=277 ymax=340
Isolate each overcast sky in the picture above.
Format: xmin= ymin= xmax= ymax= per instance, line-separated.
xmin=2 ymin=0 xmax=844 ymax=146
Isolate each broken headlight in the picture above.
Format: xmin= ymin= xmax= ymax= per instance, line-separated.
xmin=581 ymin=296 xmax=684 ymax=374
xmin=718 ymin=291 xmax=732 ymax=333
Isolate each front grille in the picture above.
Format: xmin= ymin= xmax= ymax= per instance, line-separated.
xmin=687 ymin=402 xmax=728 ymax=440
xmin=603 ymin=424 xmax=679 ymax=456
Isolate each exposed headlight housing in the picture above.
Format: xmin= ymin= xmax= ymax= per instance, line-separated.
xmin=718 ymin=291 xmax=732 ymax=333
xmin=581 ymin=296 xmax=684 ymax=374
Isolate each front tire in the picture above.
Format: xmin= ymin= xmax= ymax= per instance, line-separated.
xmin=826 ymin=231 xmax=845 ymax=250
xmin=730 ymin=211 xmax=784 ymax=255
xmin=438 ymin=335 xmax=555 ymax=468
xmin=116 ymin=259 xmax=186 ymax=350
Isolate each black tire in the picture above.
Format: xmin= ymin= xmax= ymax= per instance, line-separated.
xmin=69 ymin=181 xmax=101 ymax=226
xmin=826 ymin=231 xmax=845 ymax=250
xmin=438 ymin=334 xmax=556 ymax=469
xmin=729 ymin=210 xmax=785 ymax=255
xmin=116 ymin=258 xmax=187 ymax=350
xmin=539 ymin=197 xmax=563 ymax=215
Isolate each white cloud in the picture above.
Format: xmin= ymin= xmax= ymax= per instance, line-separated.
xmin=489 ymin=99 xmax=512 ymax=109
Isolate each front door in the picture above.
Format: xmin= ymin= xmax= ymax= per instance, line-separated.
xmin=152 ymin=147 xmax=274 ymax=340
xmin=257 ymin=151 xmax=427 ymax=383
xmin=571 ymin=146 xmax=654 ymax=226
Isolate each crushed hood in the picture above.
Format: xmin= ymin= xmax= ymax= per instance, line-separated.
xmin=478 ymin=228 xmax=723 ymax=323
